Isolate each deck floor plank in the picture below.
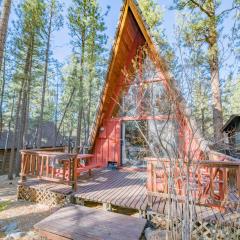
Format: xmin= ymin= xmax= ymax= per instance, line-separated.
xmin=35 ymin=205 xmax=147 ymax=240
xmin=111 ymin=172 xmax=145 ymax=206
xmin=122 ymin=184 xmax=145 ymax=208
xmin=131 ymin=190 xmax=147 ymax=210
xmin=76 ymin=170 xmax=129 ymax=201
xmin=95 ymin=171 xmax=140 ymax=203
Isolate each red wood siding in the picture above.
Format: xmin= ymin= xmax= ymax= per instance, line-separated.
xmin=94 ymin=119 xmax=121 ymax=166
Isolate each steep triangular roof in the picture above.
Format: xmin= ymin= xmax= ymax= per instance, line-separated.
xmin=89 ymin=0 xmax=231 ymax=160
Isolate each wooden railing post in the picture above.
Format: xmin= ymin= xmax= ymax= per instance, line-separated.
xmin=73 ymin=156 xmax=78 ymax=192
xmin=237 ymin=166 xmax=240 ymax=196
xmin=67 ymin=155 xmax=78 ymax=192
xmin=20 ymin=151 xmax=26 ymax=182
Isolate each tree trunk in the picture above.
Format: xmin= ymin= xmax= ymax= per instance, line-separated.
xmin=76 ymin=106 xmax=83 ymax=151
xmin=86 ymin=19 xmax=96 ymax=144
xmin=87 ymin=79 xmax=92 ymax=142
xmin=8 ymin=90 xmax=22 ymax=180
xmin=208 ymin=16 xmax=223 ymax=142
xmin=15 ymin=41 xmax=33 ymax=177
xmin=37 ymin=4 xmax=53 ymax=148
xmin=0 ymin=55 xmax=6 ymax=134
xmin=54 ymin=82 xmax=59 ymax=147
xmin=0 ymin=0 xmax=11 ymax=73
xmin=1 ymin=94 xmax=14 ymax=173
xmin=76 ymin=39 xmax=85 ymax=151
xmin=8 ymin=40 xmax=32 ymax=179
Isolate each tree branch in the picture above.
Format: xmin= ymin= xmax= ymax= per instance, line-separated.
xmin=218 ymin=5 xmax=240 ymax=18
xmin=189 ymin=0 xmax=213 ymax=17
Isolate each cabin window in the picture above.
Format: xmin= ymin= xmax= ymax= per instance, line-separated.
xmin=148 ymin=120 xmax=179 ymax=158
xmin=114 ymin=51 xmax=174 ymax=118
xmin=121 ymin=119 xmax=179 ymax=166
xmin=235 ymin=132 xmax=240 ymax=149
xmin=116 ymin=81 xmax=173 ymax=118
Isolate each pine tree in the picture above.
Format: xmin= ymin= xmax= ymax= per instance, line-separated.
xmin=0 ymin=0 xmax=12 ymax=73
xmin=68 ymin=0 xmax=108 ymax=151
xmin=8 ymin=0 xmax=45 ymax=179
xmin=173 ymin=0 xmax=240 ymax=142
xmin=36 ymin=0 xmax=63 ymax=148
xmin=138 ymin=0 xmax=173 ymax=62
xmin=85 ymin=0 xmax=108 ymax=142
xmin=68 ymin=0 xmax=89 ymax=151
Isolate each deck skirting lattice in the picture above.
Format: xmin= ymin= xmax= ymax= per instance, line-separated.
xmin=192 ymin=221 xmax=240 ymax=239
xmin=148 ymin=212 xmax=240 ymax=240
xmin=17 ymin=183 xmax=70 ymax=206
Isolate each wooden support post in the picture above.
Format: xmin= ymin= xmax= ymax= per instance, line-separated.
xmin=51 ymin=164 xmax=55 ymax=179
xmin=73 ymin=156 xmax=78 ymax=192
xmin=219 ymin=169 xmax=224 ymax=201
xmin=139 ymin=210 xmax=147 ymax=219
xmin=40 ymin=156 xmax=44 ymax=177
xmin=36 ymin=155 xmax=40 ymax=176
xmin=222 ymin=168 xmax=228 ymax=201
xmin=31 ymin=154 xmax=36 ymax=176
xmin=76 ymin=198 xmax=85 ymax=206
xmin=210 ymin=167 xmax=214 ymax=199
xmin=103 ymin=203 xmax=112 ymax=211
xmin=63 ymin=161 xmax=66 ymax=181
xmin=20 ymin=152 xmax=27 ymax=182
xmin=237 ymin=166 xmax=240 ymax=196
xmin=46 ymin=156 xmax=49 ymax=178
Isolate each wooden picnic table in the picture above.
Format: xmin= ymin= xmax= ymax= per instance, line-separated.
xmin=75 ymin=154 xmax=99 ymax=177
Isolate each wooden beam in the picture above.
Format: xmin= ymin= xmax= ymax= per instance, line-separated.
xmin=115 ymin=115 xmax=174 ymax=121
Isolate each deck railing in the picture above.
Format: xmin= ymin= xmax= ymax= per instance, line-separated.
xmin=20 ymin=149 xmax=78 ymax=191
xmin=147 ymin=158 xmax=240 ymax=208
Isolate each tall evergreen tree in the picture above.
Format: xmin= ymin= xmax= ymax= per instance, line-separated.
xmin=36 ymin=0 xmax=63 ymax=148
xmin=173 ymin=0 xmax=240 ymax=142
xmin=68 ymin=0 xmax=108 ymax=151
xmin=8 ymin=0 xmax=45 ymax=179
xmin=0 ymin=0 xmax=12 ymax=73
xmin=138 ymin=0 xmax=173 ymax=62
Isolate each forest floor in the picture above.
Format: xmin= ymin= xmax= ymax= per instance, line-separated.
xmin=0 ymin=175 xmax=57 ymax=240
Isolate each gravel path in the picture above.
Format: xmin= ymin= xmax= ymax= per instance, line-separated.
xmin=0 ymin=175 xmax=57 ymax=240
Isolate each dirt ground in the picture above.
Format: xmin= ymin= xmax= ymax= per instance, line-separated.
xmin=0 ymin=175 xmax=57 ymax=240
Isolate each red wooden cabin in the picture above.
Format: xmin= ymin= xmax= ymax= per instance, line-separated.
xmin=88 ymin=0 xmax=240 ymax=208
xmin=20 ymin=0 xmax=240 ymax=210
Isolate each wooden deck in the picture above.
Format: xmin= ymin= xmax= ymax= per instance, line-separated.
xmin=74 ymin=169 xmax=148 ymax=212
xmin=34 ymin=205 xmax=147 ymax=240
xmin=19 ymin=168 xmax=240 ymax=222
xmin=74 ymin=169 xmax=220 ymax=220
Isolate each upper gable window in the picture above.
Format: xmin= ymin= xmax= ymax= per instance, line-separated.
xmin=114 ymin=48 xmax=173 ymax=118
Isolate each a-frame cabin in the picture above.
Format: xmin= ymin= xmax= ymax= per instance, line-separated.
xmin=18 ymin=0 xmax=240 ymax=215
xmin=16 ymin=2 xmax=240 ymax=238
xmin=88 ymin=0 xmax=240 ymax=206
xmin=89 ymin=0 xmax=228 ymax=166
xmin=90 ymin=0 xmax=204 ymax=166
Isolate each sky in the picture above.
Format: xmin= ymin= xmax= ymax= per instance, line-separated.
xmin=50 ymin=0 xmax=175 ymax=64
xmin=7 ymin=0 xmax=235 ymax=72
xmin=49 ymin=0 xmax=233 ymax=65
